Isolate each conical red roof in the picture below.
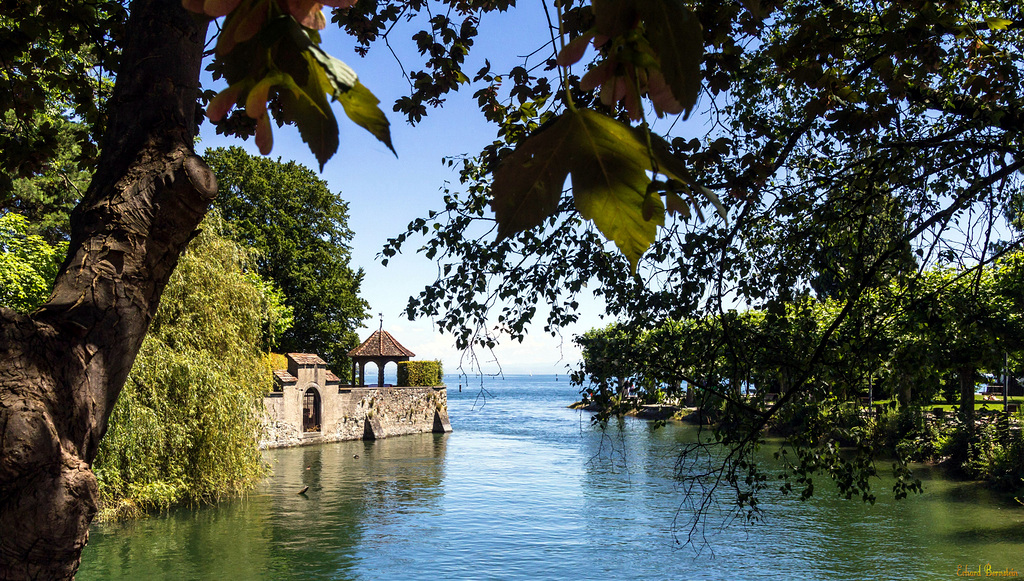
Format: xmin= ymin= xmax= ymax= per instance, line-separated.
xmin=348 ymin=329 xmax=415 ymax=358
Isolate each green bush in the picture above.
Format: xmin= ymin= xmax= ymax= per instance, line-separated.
xmin=0 ymin=213 xmax=68 ymax=312
xmin=875 ymin=405 xmax=918 ymax=450
xmin=397 ymin=360 xmax=444 ymax=386
xmin=269 ymin=352 xmax=289 ymax=370
xmin=988 ymin=430 xmax=1024 ymax=491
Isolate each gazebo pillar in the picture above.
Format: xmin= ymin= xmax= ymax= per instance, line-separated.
xmin=377 ymin=358 xmax=386 ymax=387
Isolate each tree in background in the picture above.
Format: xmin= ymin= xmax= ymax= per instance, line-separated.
xmin=205 ymin=146 xmax=368 ymax=370
xmin=92 ymin=212 xmax=289 ymax=519
xmin=904 ymin=260 xmax=1024 ymax=471
xmin=577 ymin=252 xmax=1024 ymax=495
xmin=573 ymin=323 xmax=641 ymax=408
xmin=0 ymin=5 xmax=113 ymax=243
xmin=0 ymin=5 xmax=114 ymax=200
xmin=0 ymin=214 xmax=68 ymax=312
xmin=1 ymin=117 xmax=93 ymax=243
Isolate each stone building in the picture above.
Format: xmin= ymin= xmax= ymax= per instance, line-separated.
xmin=261 ymin=332 xmax=451 ymax=448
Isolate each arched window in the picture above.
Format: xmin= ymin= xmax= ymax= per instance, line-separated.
xmin=302 ymin=387 xmax=321 ymax=432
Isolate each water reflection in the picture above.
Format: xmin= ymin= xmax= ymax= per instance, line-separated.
xmin=81 ymin=490 xmax=277 ymax=580
xmin=574 ymin=417 xmax=1024 ymax=580
xmin=81 ymin=435 xmax=449 ymax=581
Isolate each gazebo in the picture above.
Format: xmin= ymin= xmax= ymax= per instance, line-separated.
xmin=347 ymin=329 xmax=415 ymax=387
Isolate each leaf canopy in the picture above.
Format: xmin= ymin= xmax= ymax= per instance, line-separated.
xmin=202 ymin=6 xmax=393 ymax=168
xmin=492 ymin=108 xmax=724 ymax=271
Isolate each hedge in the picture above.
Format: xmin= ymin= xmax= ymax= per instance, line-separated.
xmin=397 ymin=360 xmax=444 ymax=386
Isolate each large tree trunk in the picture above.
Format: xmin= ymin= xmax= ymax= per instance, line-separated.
xmin=0 ymin=1 xmax=214 ymax=578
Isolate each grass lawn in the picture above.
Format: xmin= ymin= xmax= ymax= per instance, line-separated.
xmin=862 ymin=396 xmax=1024 ymax=413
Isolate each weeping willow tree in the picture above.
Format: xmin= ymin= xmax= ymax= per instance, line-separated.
xmin=92 ymin=213 xmax=291 ymax=520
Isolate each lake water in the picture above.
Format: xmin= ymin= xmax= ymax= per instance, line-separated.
xmin=78 ymin=375 xmax=1024 ymax=580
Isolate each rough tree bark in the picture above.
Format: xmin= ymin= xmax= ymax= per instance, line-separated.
xmin=0 ymin=1 xmax=214 ymax=578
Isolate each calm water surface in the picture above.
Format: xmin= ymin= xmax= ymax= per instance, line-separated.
xmin=79 ymin=375 xmax=1024 ymax=580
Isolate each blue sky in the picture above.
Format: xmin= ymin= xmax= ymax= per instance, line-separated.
xmin=198 ymin=6 xmax=608 ymax=376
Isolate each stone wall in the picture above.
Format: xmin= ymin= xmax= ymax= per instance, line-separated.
xmin=261 ymin=384 xmax=451 ymax=449
xmin=262 ymin=393 xmax=303 ymax=448
xmin=361 ymin=386 xmax=451 ymax=440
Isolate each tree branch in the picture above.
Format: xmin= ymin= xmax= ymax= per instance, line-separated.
xmin=905 ymin=82 xmax=1024 ymax=134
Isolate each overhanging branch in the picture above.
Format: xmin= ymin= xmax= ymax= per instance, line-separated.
xmin=905 ymin=83 xmax=1024 ymax=135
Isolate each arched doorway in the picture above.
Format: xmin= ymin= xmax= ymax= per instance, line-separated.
xmin=302 ymin=387 xmax=321 ymax=432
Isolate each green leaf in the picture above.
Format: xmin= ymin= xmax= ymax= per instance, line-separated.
xmin=694 ymin=183 xmax=727 ymax=221
xmin=281 ymin=60 xmax=340 ymax=170
xmin=338 ymin=81 xmax=395 ymax=155
xmin=985 ymin=17 xmax=1013 ymax=30
xmin=308 ymin=44 xmax=358 ymax=93
xmin=491 ymin=115 xmax=576 ymax=241
xmin=638 ymin=0 xmax=703 ymax=118
xmin=575 ymin=109 xmax=654 ymax=167
xmin=290 ymin=25 xmax=392 ymax=154
xmin=665 ymin=191 xmax=691 ymax=219
xmin=282 ymin=20 xmax=358 ymax=92
xmin=646 ymin=134 xmax=727 ymax=220
xmin=490 ymin=108 xmax=725 ymax=272
xmin=570 ymin=109 xmax=664 ymax=272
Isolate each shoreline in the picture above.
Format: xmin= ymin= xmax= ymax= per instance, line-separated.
xmin=570 ymin=401 xmax=705 ymax=423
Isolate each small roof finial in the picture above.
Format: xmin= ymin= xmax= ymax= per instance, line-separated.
xmin=379 ymin=312 xmax=383 ymax=331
